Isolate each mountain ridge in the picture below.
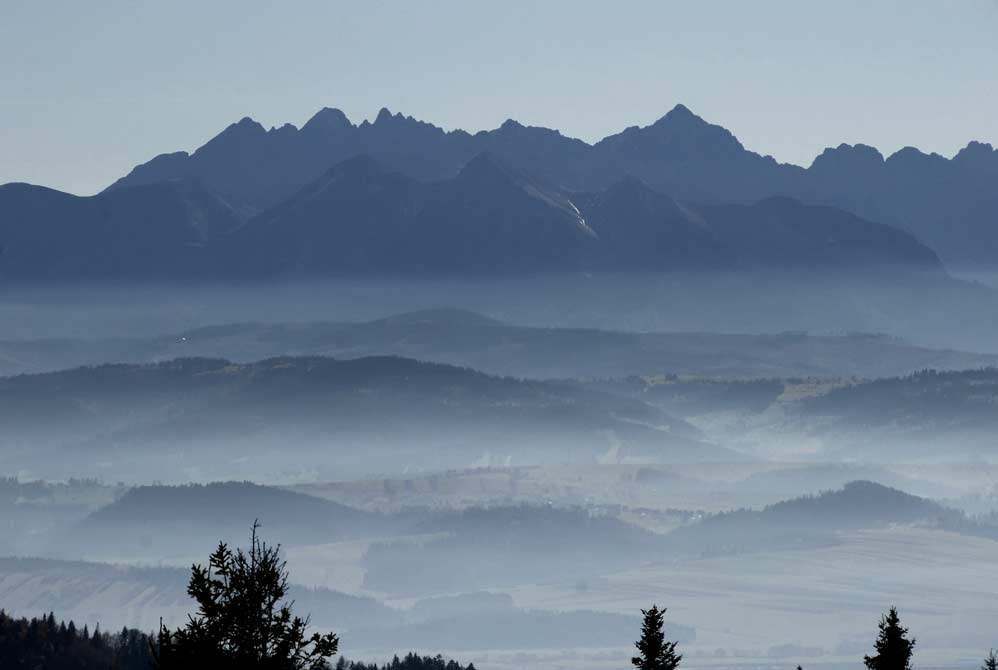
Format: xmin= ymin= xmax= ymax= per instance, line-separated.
xmin=92 ymin=104 xmax=998 ymax=267
xmin=3 ymin=151 xmax=942 ymax=280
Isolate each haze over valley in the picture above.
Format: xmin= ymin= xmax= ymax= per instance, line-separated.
xmin=3 ymin=5 xmax=998 ymax=667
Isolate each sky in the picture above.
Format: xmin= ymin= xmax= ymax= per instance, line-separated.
xmin=3 ymin=0 xmax=998 ymax=195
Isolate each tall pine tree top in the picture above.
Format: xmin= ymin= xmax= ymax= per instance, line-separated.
xmin=863 ymin=607 xmax=915 ymax=670
xmin=631 ymin=605 xmax=682 ymax=670
xmin=156 ymin=521 xmax=339 ymax=670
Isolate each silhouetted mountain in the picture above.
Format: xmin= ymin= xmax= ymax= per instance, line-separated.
xmin=802 ymin=142 xmax=998 ymax=266
xmin=229 ymin=153 xmax=599 ymax=276
xmin=0 ymin=179 xmax=241 ymax=279
xmin=105 ymin=107 xmax=479 ymax=211
xmin=4 ymin=137 xmax=949 ymax=280
xmin=700 ymin=196 xmax=941 ymax=270
xmin=222 ymin=154 xmax=939 ymax=277
xmin=572 ymin=177 xmax=731 ymax=270
xmin=591 ymin=104 xmax=803 ymax=203
xmin=101 ymin=104 xmax=998 ymax=267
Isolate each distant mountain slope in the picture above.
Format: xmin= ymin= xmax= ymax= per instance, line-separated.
xmin=793 ymin=368 xmax=998 ymax=457
xmin=591 ymin=104 xmax=803 ymax=204
xmin=663 ymin=481 xmax=955 ymax=555
xmin=4 ymin=308 xmax=997 ymax=380
xmin=802 ymin=141 xmax=998 ymax=266
xmin=103 ymin=107 xmax=590 ymax=211
xmin=76 ymin=481 xmax=388 ymax=552
xmin=228 ymin=153 xmax=599 ymax=276
xmin=749 ymin=480 xmax=947 ymax=525
xmin=0 ymin=355 xmax=729 ymax=481
xmin=571 ymin=176 xmax=731 ymax=270
xmin=4 ymin=146 xmax=944 ymax=280
xmin=100 ymin=104 xmax=998 ymax=267
xmin=222 ymin=154 xmax=938 ymax=277
xmin=0 ymin=179 xmax=240 ymax=279
xmin=701 ymin=197 xmax=940 ymax=270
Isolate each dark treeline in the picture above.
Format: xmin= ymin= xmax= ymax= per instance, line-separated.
xmin=0 ymin=609 xmax=154 ymax=669
xmin=805 ymin=367 xmax=998 ymax=422
xmin=335 ymin=653 xmax=475 ymax=670
xmin=0 ymin=608 xmax=475 ymax=670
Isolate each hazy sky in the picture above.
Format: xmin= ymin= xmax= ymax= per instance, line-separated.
xmin=3 ymin=0 xmax=998 ymax=195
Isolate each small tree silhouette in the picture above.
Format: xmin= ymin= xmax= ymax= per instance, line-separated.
xmin=983 ymin=649 xmax=998 ymax=670
xmin=863 ymin=607 xmax=915 ymax=670
xmin=156 ymin=521 xmax=339 ymax=670
xmin=631 ymin=605 xmax=682 ymax=670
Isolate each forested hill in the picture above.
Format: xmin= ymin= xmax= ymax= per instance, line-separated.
xmin=793 ymin=368 xmax=998 ymax=457
xmin=0 ymin=355 xmax=736 ymax=481
xmin=661 ymin=481 xmax=960 ymax=555
xmin=5 ymin=307 xmax=997 ymax=380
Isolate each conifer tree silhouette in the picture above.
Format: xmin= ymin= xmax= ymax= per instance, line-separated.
xmin=156 ymin=521 xmax=339 ymax=670
xmin=631 ymin=605 xmax=682 ymax=670
xmin=863 ymin=607 xmax=914 ymax=670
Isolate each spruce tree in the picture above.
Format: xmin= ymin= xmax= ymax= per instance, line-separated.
xmin=983 ymin=649 xmax=998 ymax=670
xmin=863 ymin=607 xmax=915 ymax=670
xmin=156 ymin=521 xmax=339 ymax=670
xmin=631 ymin=605 xmax=682 ymax=670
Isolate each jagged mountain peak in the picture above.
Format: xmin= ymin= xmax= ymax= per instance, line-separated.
xmin=655 ymin=103 xmax=698 ymax=124
xmin=952 ymin=140 xmax=998 ymax=175
xmin=235 ymin=116 xmax=263 ymax=129
xmin=269 ymin=122 xmax=298 ymax=136
xmin=805 ymin=144 xmax=888 ymax=189
xmin=956 ymin=140 xmax=996 ymax=157
xmin=228 ymin=116 xmax=267 ymax=136
xmin=810 ymin=143 xmax=886 ymax=168
xmin=886 ymin=145 xmax=947 ymax=164
xmin=650 ymin=103 xmax=737 ymax=140
xmin=596 ymin=103 xmax=747 ymax=162
xmin=304 ymin=106 xmax=353 ymax=130
xmin=191 ymin=116 xmax=267 ymax=158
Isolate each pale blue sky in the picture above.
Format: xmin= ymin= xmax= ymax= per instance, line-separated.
xmin=3 ymin=0 xmax=997 ymax=195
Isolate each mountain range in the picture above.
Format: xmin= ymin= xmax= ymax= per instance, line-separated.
xmin=3 ymin=103 xmax=993 ymax=280
xmin=100 ymin=103 xmax=998 ymax=267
